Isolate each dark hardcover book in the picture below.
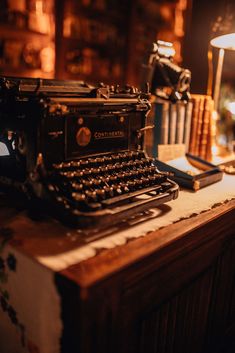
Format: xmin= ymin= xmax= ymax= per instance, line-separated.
xmin=148 ymin=100 xmax=170 ymax=157
xmin=175 ymin=101 xmax=186 ymax=144
xmin=169 ymin=103 xmax=177 ymax=144
xmin=199 ymin=96 xmax=212 ymax=159
xmin=194 ymin=96 xmax=205 ymax=156
xmin=189 ymin=95 xmax=200 ymax=155
xmin=184 ymin=100 xmax=193 ymax=152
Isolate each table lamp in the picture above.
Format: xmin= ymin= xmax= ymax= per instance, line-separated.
xmin=209 ymin=33 xmax=235 ymax=158
xmin=210 ymin=32 xmax=235 ymax=112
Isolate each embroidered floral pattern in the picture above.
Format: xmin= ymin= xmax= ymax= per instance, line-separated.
xmin=0 ymin=232 xmax=40 ymax=353
xmin=0 ymin=250 xmax=25 ymax=347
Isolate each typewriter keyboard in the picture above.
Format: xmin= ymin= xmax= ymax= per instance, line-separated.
xmin=46 ymin=151 xmax=178 ymax=226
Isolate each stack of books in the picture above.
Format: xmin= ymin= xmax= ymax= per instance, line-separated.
xmin=145 ymin=95 xmax=214 ymax=161
xmin=188 ymin=94 xmax=214 ymax=161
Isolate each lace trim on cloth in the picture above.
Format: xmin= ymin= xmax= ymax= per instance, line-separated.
xmin=36 ymin=174 xmax=235 ymax=271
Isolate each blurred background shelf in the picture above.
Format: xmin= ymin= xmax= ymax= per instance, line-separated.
xmin=0 ymin=0 xmax=188 ymax=86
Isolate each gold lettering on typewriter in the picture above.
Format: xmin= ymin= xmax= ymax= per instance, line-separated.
xmin=94 ymin=131 xmax=124 ymax=139
xmin=76 ymin=127 xmax=92 ymax=146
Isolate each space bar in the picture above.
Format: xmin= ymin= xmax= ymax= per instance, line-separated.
xmin=101 ymin=185 xmax=162 ymax=206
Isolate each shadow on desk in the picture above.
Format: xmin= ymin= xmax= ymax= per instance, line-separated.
xmin=0 ymin=190 xmax=173 ymax=257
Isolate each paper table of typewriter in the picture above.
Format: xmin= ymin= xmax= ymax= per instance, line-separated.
xmin=0 ymin=77 xmax=178 ymax=228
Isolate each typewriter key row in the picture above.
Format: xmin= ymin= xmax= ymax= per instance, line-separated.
xmin=53 ymin=151 xmax=151 ymax=171
xmin=49 ymin=151 xmax=172 ymax=212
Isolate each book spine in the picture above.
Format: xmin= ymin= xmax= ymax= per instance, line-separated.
xmin=184 ymin=100 xmax=193 ymax=152
xmin=194 ymin=96 xmax=205 ymax=156
xmin=149 ymin=101 xmax=170 ymax=157
xmin=189 ymin=95 xmax=200 ymax=155
xmin=160 ymin=102 xmax=170 ymax=145
xmin=199 ymin=96 xmax=212 ymax=159
xmin=205 ymin=99 xmax=214 ymax=161
xmin=176 ymin=101 xmax=186 ymax=144
xmin=169 ymin=103 xmax=177 ymax=144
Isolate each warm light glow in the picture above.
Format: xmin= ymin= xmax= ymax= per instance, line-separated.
xmin=36 ymin=0 xmax=43 ymax=15
xmin=0 ymin=142 xmax=10 ymax=156
xmin=226 ymin=101 xmax=235 ymax=115
xmin=212 ymin=144 xmax=219 ymax=156
xmin=210 ymin=33 xmax=235 ymax=50
xmin=153 ymin=41 xmax=176 ymax=58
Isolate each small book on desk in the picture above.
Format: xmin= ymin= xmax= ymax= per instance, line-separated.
xmin=154 ymin=145 xmax=223 ymax=191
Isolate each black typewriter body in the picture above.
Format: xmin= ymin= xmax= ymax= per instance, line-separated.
xmin=0 ymin=77 xmax=179 ymax=228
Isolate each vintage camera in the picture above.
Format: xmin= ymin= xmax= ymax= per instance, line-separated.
xmin=142 ymin=40 xmax=191 ymax=101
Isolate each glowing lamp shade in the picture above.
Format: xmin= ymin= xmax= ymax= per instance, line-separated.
xmin=226 ymin=101 xmax=235 ymax=115
xmin=209 ymin=32 xmax=235 ymax=112
xmin=210 ymin=33 xmax=235 ymax=50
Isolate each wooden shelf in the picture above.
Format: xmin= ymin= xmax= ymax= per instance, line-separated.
xmin=0 ymin=67 xmax=54 ymax=79
xmin=0 ymin=23 xmax=54 ymax=41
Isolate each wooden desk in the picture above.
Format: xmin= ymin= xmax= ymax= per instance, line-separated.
xmin=0 ymin=197 xmax=235 ymax=353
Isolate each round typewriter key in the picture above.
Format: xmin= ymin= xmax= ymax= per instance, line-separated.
xmin=93 ymin=167 xmax=101 ymax=175
xmin=83 ymin=169 xmax=92 ymax=176
xmin=112 ymin=154 xmax=119 ymax=161
xmin=77 ymin=171 xmax=84 ymax=178
xmin=87 ymin=158 xmax=95 ymax=166
xmin=144 ymin=167 xmax=151 ymax=174
xmin=83 ymin=180 xmax=93 ymax=188
xmin=53 ymin=163 xmax=63 ymax=170
xmin=93 ymin=179 xmax=102 ymax=186
xmin=80 ymin=159 xmax=89 ymax=166
xmin=114 ymin=163 xmax=122 ymax=171
xmin=131 ymin=151 xmax=139 ymax=159
xmin=107 ymin=164 xmax=113 ymax=172
xmin=72 ymin=193 xmax=86 ymax=202
xmin=121 ymin=152 xmax=128 ymax=161
xmin=132 ymin=170 xmax=139 ymax=178
xmin=136 ymin=179 xmax=143 ymax=187
xmin=104 ymin=156 xmax=112 ymax=163
xmin=72 ymin=182 xmax=83 ymax=191
xmin=149 ymin=175 xmax=156 ymax=184
xmin=143 ymin=177 xmax=150 ymax=186
xmin=113 ymin=185 xmax=122 ymax=195
xmin=126 ymin=181 xmax=135 ymax=191
xmin=109 ymin=175 xmax=117 ymax=182
xmin=103 ymin=186 xmax=114 ymax=198
xmin=70 ymin=161 xmax=81 ymax=168
xmin=56 ymin=196 xmax=64 ymax=203
xmin=120 ymin=162 xmax=127 ymax=170
xmin=119 ymin=183 xmax=129 ymax=193
xmin=153 ymin=174 xmax=165 ymax=183
xmin=48 ymin=184 xmax=55 ymax=191
xmin=85 ymin=190 xmax=97 ymax=202
xmin=96 ymin=189 xmax=106 ymax=200
xmin=117 ymin=172 xmax=124 ymax=180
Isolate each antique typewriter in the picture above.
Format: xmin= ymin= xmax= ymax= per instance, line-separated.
xmin=0 ymin=77 xmax=179 ymax=228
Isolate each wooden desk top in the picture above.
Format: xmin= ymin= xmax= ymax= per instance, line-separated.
xmin=1 ymin=192 xmax=235 ymax=289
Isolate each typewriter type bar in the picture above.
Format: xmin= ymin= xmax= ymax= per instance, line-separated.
xmin=0 ymin=77 xmax=179 ymax=229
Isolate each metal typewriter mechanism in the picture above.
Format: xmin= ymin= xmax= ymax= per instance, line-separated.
xmin=0 ymin=77 xmax=179 ymax=228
